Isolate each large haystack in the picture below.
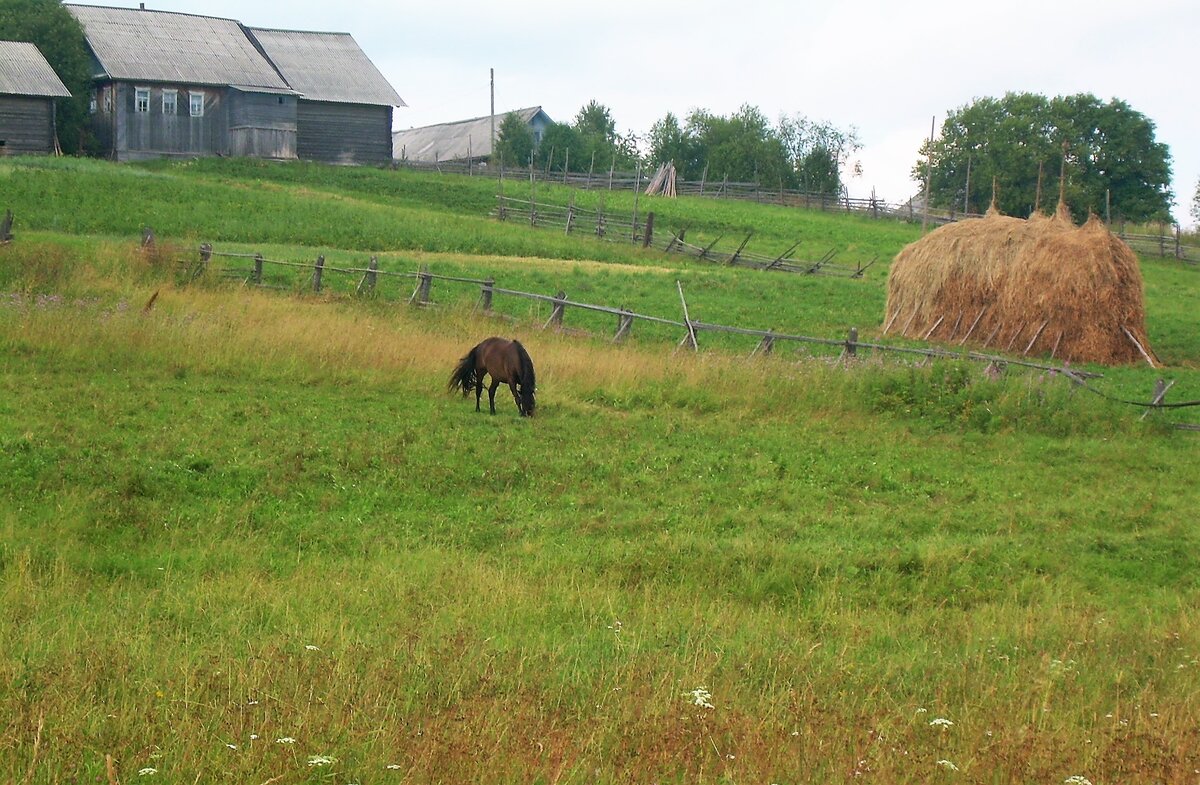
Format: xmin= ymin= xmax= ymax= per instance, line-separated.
xmin=883 ymin=202 xmax=1155 ymax=366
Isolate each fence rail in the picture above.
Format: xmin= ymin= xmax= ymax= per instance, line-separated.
xmin=188 ymin=242 xmax=1102 ymax=380
xmin=395 ymin=160 xmax=1200 ymax=258
xmin=494 ymin=196 xmax=877 ymax=277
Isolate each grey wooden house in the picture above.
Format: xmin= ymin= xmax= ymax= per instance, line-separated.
xmin=246 ymin=28 xmax=406 ymax=166
xmin=65 ymin=4 xmax=404 ymax=165
xmin=66 ymin=4 xmax=300 ymax=160
xmin=0 ymin=41 xmax=73 ymax=155
xmin=393 ymin=107 xmax=552 ymax=164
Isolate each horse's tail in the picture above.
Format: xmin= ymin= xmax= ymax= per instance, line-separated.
xmin=447 ymin=344 xmax=479 ymax=396
xmin=511 ymin=339 xmax=536 ymax=414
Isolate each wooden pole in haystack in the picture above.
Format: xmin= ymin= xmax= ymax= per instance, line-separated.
xmin=922 ymin=115 xmax=934 ymax=234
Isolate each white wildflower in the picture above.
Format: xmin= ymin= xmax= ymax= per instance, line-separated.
xmin=688 ymin=687 xmax=714 ymax=709
xmin=308 ymin=755 xmax=336 ymax=767
xmin=276 ymin=737 xmax=297 ymax=744
xmin=305 ymin=645 xmax=320 ymax=651
xmin=386 ymin=764 xmax=403 ymax=770
xmin=225 ymin=743 xmax=237 ymax=750
xmin=138 ymin=769 xmax=158 ymax=777
xmin=250 ymin=734 xmax=259 ymax=740
xmin=1064 ymin=777 xmax=1093 ymax=785
xmin=929 ymin=717 xmax=954 ymax=728
xmin=915 ymin=707 xmax=928 ymax=713
xmin=936 ymin=759 xmax=959 ymax=771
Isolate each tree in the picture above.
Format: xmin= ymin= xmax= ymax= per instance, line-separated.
xmin=778 ymin=114 xmax=861 ymax=195
xmin=493 ymin=112 xmax=535 ymax=167
xmin=0 ymin=0 xmax=95 ymax=154
xmin=1191 ymin=177 xmax=1200 ymax=226
xmin=915 ymin=92 xmax=1173 ymax=222
xmin=570 ymin=100 xmax=639 ymax=173
xmin=684 ymin=105 xmax=794 ymax=188
xmin=647 ymin=112 xmax=702 ymax=176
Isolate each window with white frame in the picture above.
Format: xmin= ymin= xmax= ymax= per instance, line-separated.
xmin=135 ymin=87 xmax=150 ymax=113
xmin=162 ymin=89 xmax=177 ymax=115
xmin=189 ymin=91 xmax=204 ymax=117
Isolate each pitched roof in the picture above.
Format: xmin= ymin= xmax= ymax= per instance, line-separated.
xmin=392 ymin=107 xmax=550 ymax=162
xmin=0 ymin=41 xmax=72 ymax=98
xmin=65 ymin=4 xmax=290 ymax=90
xmin=246 ymin=28 xmax=404 ymax=107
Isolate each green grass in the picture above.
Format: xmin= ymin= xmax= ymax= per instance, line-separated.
xmin=1 ymin=157 xmax=1198 ymax=783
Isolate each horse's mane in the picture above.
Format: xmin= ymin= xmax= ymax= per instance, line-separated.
xmin=511 ymin=340 xmax=535 ymax=391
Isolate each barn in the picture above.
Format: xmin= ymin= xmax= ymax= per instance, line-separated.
xmin=393 ymin=107 xmax=552 ymax=164
xmin=0 ymin=41 xmax=73 ymax=156
xmin=246 ymin=28 xmax=406 ymax=166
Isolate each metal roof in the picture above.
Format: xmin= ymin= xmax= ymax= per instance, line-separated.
xmin=392 ymin=107 xmax=550 ymax=162
xmin=65 ymin=4 xmax=290 ymax=90
xmin=0 ymin=41 xmax=72 ymax=97
xmin=246 ymin=28 xmax=404 ymax=107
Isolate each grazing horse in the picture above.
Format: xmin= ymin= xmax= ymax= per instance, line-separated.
xmin=448 ymin=337 xmax=536 ymax=416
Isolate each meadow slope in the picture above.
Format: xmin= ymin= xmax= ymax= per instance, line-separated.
xmin=1 ymin=157 xmax=1198 ymax=783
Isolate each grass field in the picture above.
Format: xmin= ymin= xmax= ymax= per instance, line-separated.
xmin=1 ymin=156 xmax=1198 ymax=784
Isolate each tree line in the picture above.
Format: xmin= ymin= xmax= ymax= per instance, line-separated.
xmin=494 ymin=103 xmax=862 ymax=197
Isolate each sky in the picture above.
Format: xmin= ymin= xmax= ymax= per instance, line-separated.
xmin=90 ymin=0 xmax=1199 ymax=226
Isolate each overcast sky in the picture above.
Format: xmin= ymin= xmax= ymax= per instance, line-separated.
xmin=107 ymin=0 xmax=1198 ymax=225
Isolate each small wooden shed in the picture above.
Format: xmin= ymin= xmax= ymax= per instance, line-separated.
xmin=0 ymin=41 xmax=73 ymax=155
xmin=246 ymin=28 xmax=406 ymax=166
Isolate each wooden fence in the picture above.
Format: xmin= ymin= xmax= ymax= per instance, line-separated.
xmin=188 ymin=243 xmax=1102 ymax=381
xmin=396 ymin=160 xmax=1200 ymax=256
xmin=397 ymin=158 xmax=969 ymax=225
xmin=493 ymin=196 xmax=878 ymax=278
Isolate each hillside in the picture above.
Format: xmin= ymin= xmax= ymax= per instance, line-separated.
xmin=1 ymin=156 xmax=1198 ymax=783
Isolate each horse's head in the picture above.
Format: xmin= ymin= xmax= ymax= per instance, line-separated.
xmin=520 ymin=386 xmax=536 ymax=417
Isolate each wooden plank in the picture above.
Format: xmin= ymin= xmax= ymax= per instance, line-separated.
xmin=1121 ymin=326 xmax=1156 ymax=367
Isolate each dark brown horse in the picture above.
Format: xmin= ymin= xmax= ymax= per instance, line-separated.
xmin=448 ymin=337 xmax=536 ymax=416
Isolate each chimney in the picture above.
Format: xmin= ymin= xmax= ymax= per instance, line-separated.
xmin=139 ymin=3 xmax=145 ymax=9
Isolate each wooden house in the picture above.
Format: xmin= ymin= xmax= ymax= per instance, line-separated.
xmin=66 ymin=4 xmax=299 ymax=161
xmin=393 ymin=107 xmax=552 ymax=164
xmin=65 ymin=4 xmax=404 ymax=165
xmin=0 ymin=41 xmax=73 ymax=155
xmin=246 ymin=28 xmax=405 ymax=166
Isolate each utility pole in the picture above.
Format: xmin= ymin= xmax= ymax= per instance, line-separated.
xmin=489 ymin=68 xmax=495 ymax=155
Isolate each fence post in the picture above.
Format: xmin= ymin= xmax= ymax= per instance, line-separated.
xmin=846 ymin=327 xmax=858 ymax=358
xmin=1176 ymin=226 xmax=1182 ymax=260
xmin=565 ymin=196 xmax=575 ymax=235
xmin=417 ymin=267 xmax=432 ymax=305
xmin=480 ymin=277 xmax=494 ymax=313
xmin=253 ymin=253 xmax=263 ymax=285
xmin=613 ymin=308 xmax=634 ymax=342
xmin=141 ymin=226 xmax=155 ymax=249
xmin=194 ymin=242 xmax=212 ymax=280
xmin=595 ymin=204 xmax=606 ymax=238
xmin=0 ymin=209 xmax=13 ymax=243
xmin=366 ymin=256 xmax=378 ymax=292
xmin=1159 ymin=223 xmax=1166 ymax=257
xmin=313 ymin=255 xmax=325 ymax=293
xmin=543 ymin=290 xmax=566 ymax=330
xmin=754 ymin=330 xmax=775 ymax=356
xmin=642 ymin=211 xmax=655 ymax=248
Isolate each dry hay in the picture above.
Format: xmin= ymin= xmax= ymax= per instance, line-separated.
xmin=884 ymin=201 xmax=1156 ymax=366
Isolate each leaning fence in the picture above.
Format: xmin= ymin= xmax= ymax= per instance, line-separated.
xmin=493 ymin=196 xmax=877 ymax=277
